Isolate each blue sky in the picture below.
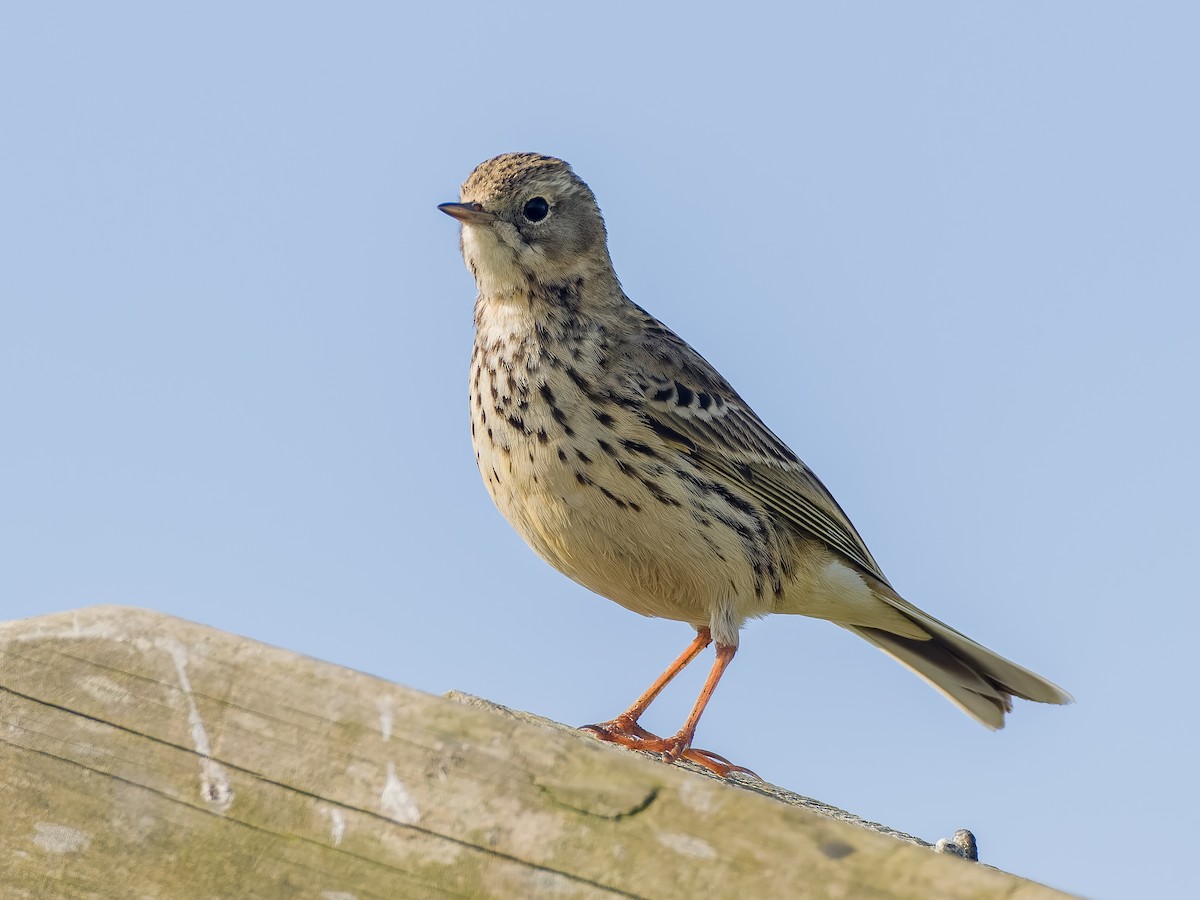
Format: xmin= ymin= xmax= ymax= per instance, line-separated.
xmin=3 ymin=4 xmax=1197 ymax=897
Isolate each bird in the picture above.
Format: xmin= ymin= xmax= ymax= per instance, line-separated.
xmin=438 ymin=152 xmax=1072 ymax=777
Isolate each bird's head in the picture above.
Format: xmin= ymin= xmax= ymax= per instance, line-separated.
xmin=439 ymin=153 xmax=614 ymax=299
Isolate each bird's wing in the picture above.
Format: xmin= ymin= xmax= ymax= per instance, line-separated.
xmin=623 ymin=308 xmax=888 ymax=583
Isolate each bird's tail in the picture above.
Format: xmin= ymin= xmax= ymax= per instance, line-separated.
xmin=844 ymin=588 xmax=1073 ymax=728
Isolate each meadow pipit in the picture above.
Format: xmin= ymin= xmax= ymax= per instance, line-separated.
xmin=439 ymin=153 xmax=1071 ymax=776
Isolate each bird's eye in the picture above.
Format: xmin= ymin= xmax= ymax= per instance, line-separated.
xmin=522 ymin=197 xmax=550 ymax=222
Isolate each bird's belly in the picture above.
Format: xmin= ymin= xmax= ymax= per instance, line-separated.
xmin=475 ymin=437 xmax=757 ymax=627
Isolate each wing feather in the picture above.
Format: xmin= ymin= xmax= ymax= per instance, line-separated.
xmin=622 ymin=311 xmax=888 ymax=583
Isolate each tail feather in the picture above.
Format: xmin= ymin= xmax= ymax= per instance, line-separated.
xmin=845 ymin=590 xmax=1074 ymax=729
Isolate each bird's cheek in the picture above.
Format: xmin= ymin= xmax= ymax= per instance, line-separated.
xmin=515 ymin=241 xmax=553 ymax=274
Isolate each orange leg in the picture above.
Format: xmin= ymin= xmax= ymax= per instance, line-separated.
xmin=583 ymin=627 xmax=712 ymax=741
xmin=583 ymin=631 xmax=757 ymax=778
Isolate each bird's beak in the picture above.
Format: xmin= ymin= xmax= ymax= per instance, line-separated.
xmin=438 ymin=202 xmax=495 ymax=225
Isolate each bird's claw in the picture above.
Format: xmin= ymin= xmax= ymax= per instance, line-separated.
xmin=676 ymin=745 xmax=760 ymax=779
xmin=581 ymin=719 xmax=759 ymax=780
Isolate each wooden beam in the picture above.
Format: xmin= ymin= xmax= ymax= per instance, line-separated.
xmin=0 ymin=606 xmax=1073 ymax=898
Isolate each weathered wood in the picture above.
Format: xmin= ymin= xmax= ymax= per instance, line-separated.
xmin=0 ymin=606 xmax=1073 ymax=899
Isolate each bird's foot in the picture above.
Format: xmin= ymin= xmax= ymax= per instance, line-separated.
xmin=581 ymin=713 xmax=659 ymax=745
xmin=669 ymin=741 xmax=760 ymax=779
xmin=581 ymin=717 xmax=758 ymax=779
